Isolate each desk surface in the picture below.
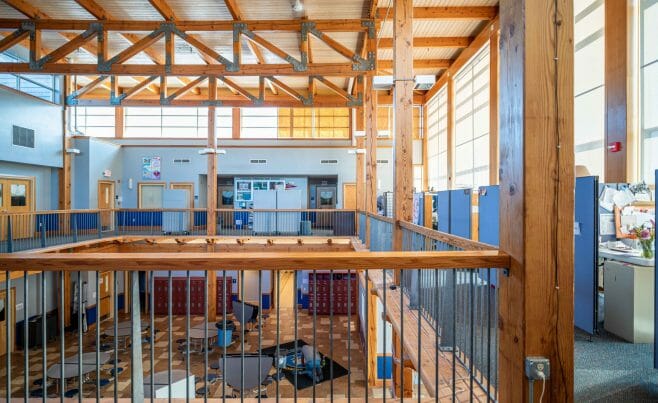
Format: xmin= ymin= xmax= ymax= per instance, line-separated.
xmin=599 ymin=246 xmax=655 ymax=267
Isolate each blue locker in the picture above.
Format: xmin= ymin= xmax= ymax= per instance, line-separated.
xmin=574 ymin=176 xmax=599 ymax=335
xmin=449 ymin=189 xmax=471 ymax=239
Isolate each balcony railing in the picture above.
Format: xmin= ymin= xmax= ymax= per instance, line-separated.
xmin=0 ymin=211 xmax=509 ymax=401
xmin=0 ymin=209 xmax=358 ymax=253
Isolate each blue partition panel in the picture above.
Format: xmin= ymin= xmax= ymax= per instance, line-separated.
xmin=574 ymin=176 xmax=599 ymax=335
xmin=36 ymin=213 xmax=60 ymax=232
xmin=193 ymin=211 xmax=207 ymax=227
xmin=436 ymin=191 xmax=451 ymax=233
xmin=116 ymin=211 xmax=163 ymax=227
xmin=478 ymin=185 xmax=500 ymax=286
xmin=449 ymin=189 xmax=471 ymax=239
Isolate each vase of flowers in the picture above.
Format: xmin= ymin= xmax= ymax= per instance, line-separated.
xmin=631 ymin=220 xmax=655 ymax=259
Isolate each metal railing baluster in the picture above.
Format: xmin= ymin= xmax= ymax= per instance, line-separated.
xmin=329 ymin=270 xmax=334 ymax=398
xmin=23 ymin=271 xmax=28 ymax=400
xmin=168 ymin=271 xmax=172 ymax=401
xmin=186 ymin=271 xmax=190 ymax=403
xmin=347 ymin=269 xmax=351 ymax=400
xmin=222 ymin=270 xmax=227 ymax=403
xmin=95 ymin=271 xmax=100 ymax=401
xmin=203 ymin=271 xmax=208 ymax=403
xmin=41 ymin=271 xmax=46 ymax=403
xmin=312 ymin=269 xmax=317 ymax=401
xmin=258 ymin=270 xmax=262 ymax=403
xmin=113 ymin=273 xmax=118 ymax=402
xmin=5 ymin=271 xmax=10 ymax=401
xmin=275 ymin=270 xmax=280 ymax=403
xmin=150 ymin=271 xmax=155 ymax=402
xmin=77 ymin=271 xmax=82 ymax=402
xmin=240 ymin=270 xmax=245 ymax=403
xmin=293 ymin=270 xmax=298 ymax=402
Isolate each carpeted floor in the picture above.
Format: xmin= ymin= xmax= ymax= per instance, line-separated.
xmin=575 ymin=328 xmax=658 ymax=402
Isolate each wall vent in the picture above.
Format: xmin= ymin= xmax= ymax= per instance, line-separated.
xmin=320 ymin=159 xmax=338 ymax=164
xmin=12 ymin=125 xmax=35 ymax=148
xmin=173 ymin=158 xmax=191 ymax=165
xmin=250 ymin=159 xmax=267 ymax=164
xmin=377 ymin=159 xmax=389 ymax=164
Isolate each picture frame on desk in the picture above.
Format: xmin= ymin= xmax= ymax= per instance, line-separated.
xmin=614 ymin=202 xmax=655 ymax=239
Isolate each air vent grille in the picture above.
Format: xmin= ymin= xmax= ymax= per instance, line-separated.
xmin=12 ymin=125 xmax=34 ymax=148
xmin=320 ymin=159 xmax=338 ymax=164
xmin=173 ymin=158 xmax=191 ymax=165
xmin=377 ymin=159 xmax=389 ymax=164
xmin=250 ymin=159 xmax=267 ymax=164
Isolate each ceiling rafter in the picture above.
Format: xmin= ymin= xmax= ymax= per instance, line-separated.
xmin=375 ymin=6 xmax=498 ymax=20
xmin=377 ymin=37 xmax=473 ymax=49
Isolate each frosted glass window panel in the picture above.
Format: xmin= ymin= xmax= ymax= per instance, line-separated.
xmin=642 ymin=62 xmax=658 ymax=130
xmin=575 ymin=87 xmax=605 ymax=145
xmin=473 ymin=136 xmax=490 ymax=168
xmin=641 ymin=132 xmax=658 ymax=184
xmin=125 ymin=127 xmax=162 ymax=137
xmin=575 ymin=1 xmax=604 ymax=43
xmin=455 ymin=115 xmax=473 ymax=146
xmin=455 ymin=143 xmax=474 ymax=177
xmin=126 ymin=115 xmax=161 ymax=127
xmin=162 ymin=115 xmax=198 ymax=127
xmin=140 ymin=185 xmax=164 ymax=209
xmin=162 ymin=127 xmax=199 ymax=137
xmin=575 ymin=37 xmax=605 ymax=95
xmin=643 ymin=1 xmax=658 ymax=62
xmin=88 ymin=127 xmax=116 ymax=137
xmin=129 ymin=107 xmax=162 ymax=115
xmin=473 ymin=106 xmax=489 ymax=138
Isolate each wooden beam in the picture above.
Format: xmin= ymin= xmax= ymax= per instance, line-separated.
xmin=377 ymin=37 xmax=472 ymax=49
xmin=378 ymin=59 xmax=452 ymax=70
xmin=0 ymin=62 xmax=371 ymax=77
xmin=231 ymin=107 xmax=240 ymax=139
xmin=73 ymin=0 xmax=108 ymax=19
xmin=223 ymin=0 xmax=270 ymax=71
xmin=446 ymin=75 xmax=454 ymax=189
xmin=2 ymin=0 xmax=49 ymax=19
xmin=242 ymin=32 xmax=296 ymax=64
xmin=110 ymin=31 xmax=165 ymax=65
xmin=147 ymin=0 xmax=176 ymax=21
xmin=489 ymin=26 xmax=499 ymax=185
xmin=0 ymin=28 xmax=29 ymax=53
xmin=498 ymin=0 xmax=574 ymax=402
xmin=40 ymin=28 xmax=97 ymax=64
xmin=166 ymin=76 xmax=207 ymax=101
xmin=376 ymin=6 xmax=497 ymax=20
xmin=605 ymin=0 xmax=629 ymax=182
xmin=356 ymin=136 xmax=365 ymax=212
xmin=313 ymin=76 xmax=350 ymax=100
xmin=0 ymin=19 xmax=372 ymax=32
xmin=0 ymin=250 xmax=511 ymax=271
xmin=122 ymin=75 xmax=159 ymax=99
xmin=266 ymin=76 xmax=306 ymax=103
xmin=218 ymin=76 xmax=257 ymax=101
xmin=73 ymin=75 xmax=109 ymax=98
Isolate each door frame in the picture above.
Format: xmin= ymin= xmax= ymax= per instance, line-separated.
xmin=169 ymin=182 xmax=195 ymax=208
xmin=0 ymin=287 xmax=17 ymax=354
xmin=272 ymin=270 xmax=296 ymax=310
xmin=137 ymin=182 xmax=166 ymax=209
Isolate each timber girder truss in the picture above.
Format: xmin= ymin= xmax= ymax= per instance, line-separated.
xmin=0 ymin=18 xmax=376 ymax=107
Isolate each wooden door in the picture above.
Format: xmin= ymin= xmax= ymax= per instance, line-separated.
xmin=342 ymin=183 xmax=357 ymax=209
xmin=0 ymin=177 xmax=34 ymax=240
xmin=170 ymin=182 xmax=194 ymax=228
xmin=275 ymin=271 xmax=295 ymax=309
xmin=98 ymin=181 xmax=115 ymax=231
xmin=0 ymin=288 xmax=16 ymax=356
xmin=98 ymin=271 xmax=112 ymax=320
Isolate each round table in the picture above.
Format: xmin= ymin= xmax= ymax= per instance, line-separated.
xmin=102 ymin=326 xmax=147 ymax=351
xmin=46 ymin=363 xmax=97 ymax=380
xmin=144 ymin=370 xmax=194 ymax=398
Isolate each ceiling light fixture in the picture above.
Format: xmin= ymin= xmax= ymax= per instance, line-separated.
xmin=292 ymin=0 xmax=303 ymax=13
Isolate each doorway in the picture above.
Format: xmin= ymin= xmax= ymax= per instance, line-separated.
xmin=98 ymin=180 xmax=115 ymax=232
xmin=170 ymin=182 xmax=194 ymax=228
xmin=274 ymin=271 xmax=296 ymax=309
xmin=342 ymin=183 xmax=356 ymax=209
xmin=0 ymin=176 xmax=35 ymax=240
xmin=0 ymin=287 xmax=16 ymax=356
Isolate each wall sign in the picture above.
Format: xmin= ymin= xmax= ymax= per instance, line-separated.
xmin=142 ymin=156 xmax=161 ymax=180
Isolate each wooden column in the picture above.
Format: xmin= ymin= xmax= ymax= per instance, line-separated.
xmin=489 ymin=26 xmax=500 ymax=185
xmin=207 ymin=77 xmax=218 ymax=320
xmin=59 ymin=76 xmax=72 ymax=211
xmin=355 ymin=107 xmax=366 ymax=213
xmin=115 ymin=106 xmax=124 ymax=138
xmin=231 ymin=107 xmax=240 ymax=139
xmin=392 ymin=0 xmax=414 ymax=250
xmin=366 ymin=276 xmax=378 ymax=386
xmin=498 ymin=0 xmax=574 ymax=402
xmin=605 ymin=0 xmax=629 ymax=182
xmin=422 ymin=104 xmax=429 ymax=191
xmin=392 ymin=0 xmax=414 ymax=397
xmin=365 ymin=77 xmax=378 ymax=247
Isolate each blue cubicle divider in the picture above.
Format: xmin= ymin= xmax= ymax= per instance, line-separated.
xmin=436 ymin=191 xmax=451 ymax=233
xmin=478 ymin=185 xmax=500 ymax=286
xmin=449 ymin=189 xmax=471 ymax=239
xmin=574 ymin=176 xmax=599 ymax=335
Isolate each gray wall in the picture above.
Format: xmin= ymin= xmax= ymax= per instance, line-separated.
xmin=0 ymin=161 xmax=59 ymax=210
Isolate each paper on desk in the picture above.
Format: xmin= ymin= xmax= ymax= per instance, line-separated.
xmin=599 ymin=186 xmax=616 ymax=212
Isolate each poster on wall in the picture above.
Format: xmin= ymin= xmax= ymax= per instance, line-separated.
xmin=142 ymin=156 xmax=161 ymax=180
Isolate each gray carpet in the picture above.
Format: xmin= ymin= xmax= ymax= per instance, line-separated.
xmin=575 ymin=328 xmax=658 ymax=402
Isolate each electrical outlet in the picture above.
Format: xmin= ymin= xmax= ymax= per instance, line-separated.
xmin=525 ymin=356 xmax=550 ymax=380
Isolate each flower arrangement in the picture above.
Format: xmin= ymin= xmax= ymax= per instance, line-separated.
xmin=630 ymin=219 xmax=655 ymax=259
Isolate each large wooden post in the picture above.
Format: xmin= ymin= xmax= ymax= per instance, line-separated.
xmin=364 ymin=76 xmax=378 ymax=247
xmin=605 ymin=0 xmax=630 ymax=182
xmin=392 ymin=0 xmax=414 ymax=398
xmin=498 ymin=0 xmax=574 ymax=402
xmin=489 ymin=26 xmax=500 ymax=186
xmin=207 ymin=76 xmax=218 ymax=320
xmin=355 ymin=106 xmax=366 ymax=213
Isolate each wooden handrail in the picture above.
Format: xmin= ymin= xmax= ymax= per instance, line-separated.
xmin=398 ymin=220 xmax=497 ymax=251
xmin=365 ymin=211 xmax=396 ymax=225
xmin=0 ymin=250 xmax=511 ymax=271
xmin=216 ymin=208 xmax=357 ymax=213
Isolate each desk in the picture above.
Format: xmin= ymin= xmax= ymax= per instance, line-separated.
xmin=144 ymin=370 xmax=195 ymax=398
xmin=102 ymin=324 xmax=148 ymax=351
xmin=600 ymin=247 xmax=655 ymax=343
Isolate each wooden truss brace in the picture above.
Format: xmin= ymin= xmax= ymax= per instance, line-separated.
xmin=265 ymin=76 xmax=311 ymax=105
xmin=302 ymin=20 xmax=376 ymax=71
xmin=66 ymin=75 xmax=108 ymax=103
xmin=312 ymin=75 xmax=362 ymax=106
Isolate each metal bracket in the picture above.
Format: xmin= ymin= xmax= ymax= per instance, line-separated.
xmin=352 ymin=51 xmax=376 ymax=71
xmin=201 ymin=100 xmax=224 ymax=107
xmin=99 ymin=27 xmax=164 ymax=73
xmin=362 ymin=20 xmax=376 ymax=39
xmin=300 ymin=21 xmax=314 ymax=41
xmin=159 ymin=22 xmax=176 ymax=34
xmin=233 ymin=22 xmax=248 ymax=40
xmin=286 ymin=55 xmax=306 ymax=72
xmin=65 ymin=95 xmax=79 ymax=106
xmin=346 ymin=93 xmax=363 ymax=107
